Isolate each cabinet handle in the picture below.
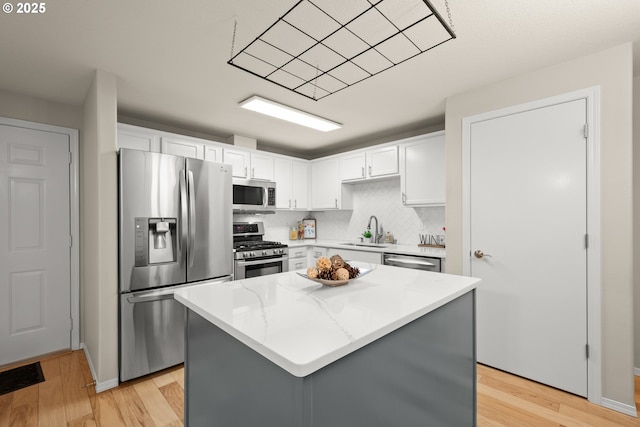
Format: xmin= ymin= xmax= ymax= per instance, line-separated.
xmin=244 ymin=166 xmax=248 ymax=177
xmin=294 ymin=200 xmax=297 ymax=208
xmin=251 ymin=167 xmax=255 ymax=178
xmin=288 ymin=199 xmax=291 ymax=209
xmin=335 ymin=198 xmax=338 ymax=208
xmin=402 ymin=192 xmax=406 ymax=204
xmin=368 ymin=165 xmax=372 ymax=176
xmin=361 ymin=166 xmax=365 ymax=177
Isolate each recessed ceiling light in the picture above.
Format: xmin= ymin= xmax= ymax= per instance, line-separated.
xmin=239 ymin=96 xmax=342 ymax=132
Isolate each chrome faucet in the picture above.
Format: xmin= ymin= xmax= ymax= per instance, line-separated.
xmin=367 ymin=215 xmax=381 ymax=243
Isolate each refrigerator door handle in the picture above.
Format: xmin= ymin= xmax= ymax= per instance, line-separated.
xmin=187 ymin=170 xmax=196 ymax=268
xmin=179 ymin=170 xmax=188 ymax=267
xmin=127 ymin=292 xmax=174 ymax=304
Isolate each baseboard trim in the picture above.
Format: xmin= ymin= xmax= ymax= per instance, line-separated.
xmin=80 ymin=343 xmax=119 ymax=394
xmin=601 ymin=397 xmax=638 ymax=418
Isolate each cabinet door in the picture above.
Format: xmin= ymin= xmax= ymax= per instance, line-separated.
xmin=401 ymin=134 xmax=445 ymax=206
xmin=291 ymin=160 xmax=309 ymax=209
xmin=161 ymin=137 xmax=204 ymax=159
xmin=367 ymin=146 xmax=398 ymax=178
xmin=250 ymin=153 xmax=274 ymax=181
xmin=340 ymin=152 xmax=366 ymax=181
xmin=337 ymin=249 xmax=382 ymax=264
xmin=274 ymin=157 xmax=293 ymax=209
xmin=311 ymin=159 xmax=340 ymax=209
xmin=117 ymin=125 xmax=160 ymax=152
xmin=289 ymin=258 xmax=307 ymax=271
xmin=204 ymin=145 xmax=223 ymax=163
xmin=223 ymin=148 xmax=250 ymax=178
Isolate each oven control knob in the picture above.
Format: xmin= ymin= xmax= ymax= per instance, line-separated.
xmin=262 ymin=250 xmax=268 ymax=256
xmin=251 ymin=251 xmax=256 ymax=257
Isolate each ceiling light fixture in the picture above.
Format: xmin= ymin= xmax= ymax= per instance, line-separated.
xmin=239 ymin=96 xmax=342 ymax=132
xmin=228 ymin=0 xmax=456 ymax=100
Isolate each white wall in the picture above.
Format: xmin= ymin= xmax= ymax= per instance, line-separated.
xmin=634 ymin=75 xmax=640 ymax=372
xmin=234 ymin=178 xmax=445 ymax=245
xmin=446 ymin=44 xmax=634 ymax=406
xmin=0 ymin=89 xmax=82 ymax=130
xmin=81 ymin=70 xmax=119 ymax=388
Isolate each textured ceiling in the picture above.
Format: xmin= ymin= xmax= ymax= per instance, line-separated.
xmin=0 ymin=0 xmax=639 ymax=157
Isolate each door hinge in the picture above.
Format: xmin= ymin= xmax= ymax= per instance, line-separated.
xmin=69 ymin=235 xmax=73 ymax=247
xmin=69 ymin=317 xmax=73 ymax=331
xmin=583 ymin=123 xmax=589 ymax=139
xmin=585 ymin=344 xmax=590 ymax=359
xmin=584 ymin=233 xmax=589 ymax=249
xmin=68 ymin=152 xmax=73 ymax=164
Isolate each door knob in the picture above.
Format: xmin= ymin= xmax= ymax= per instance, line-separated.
xmin=474 ymin=250 xmax=492 ymax=259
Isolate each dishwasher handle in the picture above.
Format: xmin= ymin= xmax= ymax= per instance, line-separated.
xmin=384 ymin=257 xmax=436 ymax=267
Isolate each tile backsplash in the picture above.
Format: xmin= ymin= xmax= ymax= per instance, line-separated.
xmin=234 ymin=178 xmax=445 ymax=246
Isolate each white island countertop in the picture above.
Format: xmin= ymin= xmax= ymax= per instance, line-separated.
xmin=175 ymin=263 xmax=479 ymax=377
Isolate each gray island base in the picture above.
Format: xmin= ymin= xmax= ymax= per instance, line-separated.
xmin=185 ymin=290 xmax=476 ymax=427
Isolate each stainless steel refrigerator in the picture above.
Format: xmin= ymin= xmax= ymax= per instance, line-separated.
xmin=118 ymin=148 xmax=233 ymax=381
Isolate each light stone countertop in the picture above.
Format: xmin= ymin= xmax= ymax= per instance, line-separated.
xmin=286 ymin=239 xmax=446 ymax=258
xmin=175 ymin=262 xmax=479 ymax=377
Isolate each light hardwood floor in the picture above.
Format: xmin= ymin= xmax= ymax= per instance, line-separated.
xmin=1 ymin=350 xmax=639 ymax=426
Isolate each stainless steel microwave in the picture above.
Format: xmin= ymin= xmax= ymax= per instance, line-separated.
xmin=232 ymin=178 xmax=276 ymax=213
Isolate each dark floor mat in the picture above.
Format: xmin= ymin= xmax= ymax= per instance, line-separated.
xmin=0 ymin=362 xmax=45 ymax=395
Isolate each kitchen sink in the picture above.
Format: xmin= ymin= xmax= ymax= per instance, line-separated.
xmin=340 ymin=242 xmax=388 ymax=248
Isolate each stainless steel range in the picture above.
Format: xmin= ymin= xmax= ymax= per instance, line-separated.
xmin=233 ymin=222 xmax=288 ymax=279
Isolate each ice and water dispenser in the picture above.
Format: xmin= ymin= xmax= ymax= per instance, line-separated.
xmin=134 ymin=217 xmax=177 ymax=266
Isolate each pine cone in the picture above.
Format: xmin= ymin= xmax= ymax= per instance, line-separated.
xmin=345 ymin=265 xmax=360 ymax=279
xmin=317 ymin=268 xmax=334 ymax=280
xmin=330 ymin=255 xmax=345 ymax=269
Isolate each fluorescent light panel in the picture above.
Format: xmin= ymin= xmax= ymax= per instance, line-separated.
xmin=239 ymin=96 xmax=341 ymax=132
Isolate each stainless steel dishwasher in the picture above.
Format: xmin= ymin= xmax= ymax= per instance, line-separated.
xmin=383 ymin=253 xmax=442 ymax=272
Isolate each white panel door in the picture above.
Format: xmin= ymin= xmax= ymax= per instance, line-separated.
xmin=0 ymin=125 xmax=71 ymax=364
xmin=471 ymin=99 xmax=588 ymax=396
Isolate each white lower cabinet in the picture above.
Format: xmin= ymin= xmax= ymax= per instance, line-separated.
xmin=288 ymin=246 xmax=308 ymax=271
xmin=334 ymin=249 xmax=382 ymax=264
xmin=307 ymin=246 xmax=327 ymax=266
xmin=307 ymin=246 xmax=382 ymax=265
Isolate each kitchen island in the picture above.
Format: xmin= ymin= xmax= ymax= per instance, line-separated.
xmin=175 ymin=263 xmax=480 ymax=427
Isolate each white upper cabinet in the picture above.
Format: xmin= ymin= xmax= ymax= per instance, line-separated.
xmin=340 ymin=152 xmax=366 ymax=181
xmin=340 ymin=145 xmax=398 ymax=182
xmin=311 ymin=158 xmax=352 ymax=210
xmin=367 ymin=146 xmax=398 ymax=178
xmin=223 ymin=148 xmax=250 ymax=178
xmin=117 ymin=124 xmax=161 ymax=152
xmin=274 ymin=157 xmax=309 ymax=210
xmin=400 ymin=132 xmax=445 ymax=206
xmin=291 ymin=159 xmax=309 ymax=210
xmin=224 ymin=148 xmax=274 ymax=181
xmin=161 ymin=136 xmax=204 ymax=159
xmin=204 ymin=145 xmax=223 ymax=163
xmin=251 ymin=152 xmax=275 ymax=181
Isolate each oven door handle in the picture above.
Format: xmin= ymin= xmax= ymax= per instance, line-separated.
xmin=236 ymin=256 xmax=288 ymax=267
